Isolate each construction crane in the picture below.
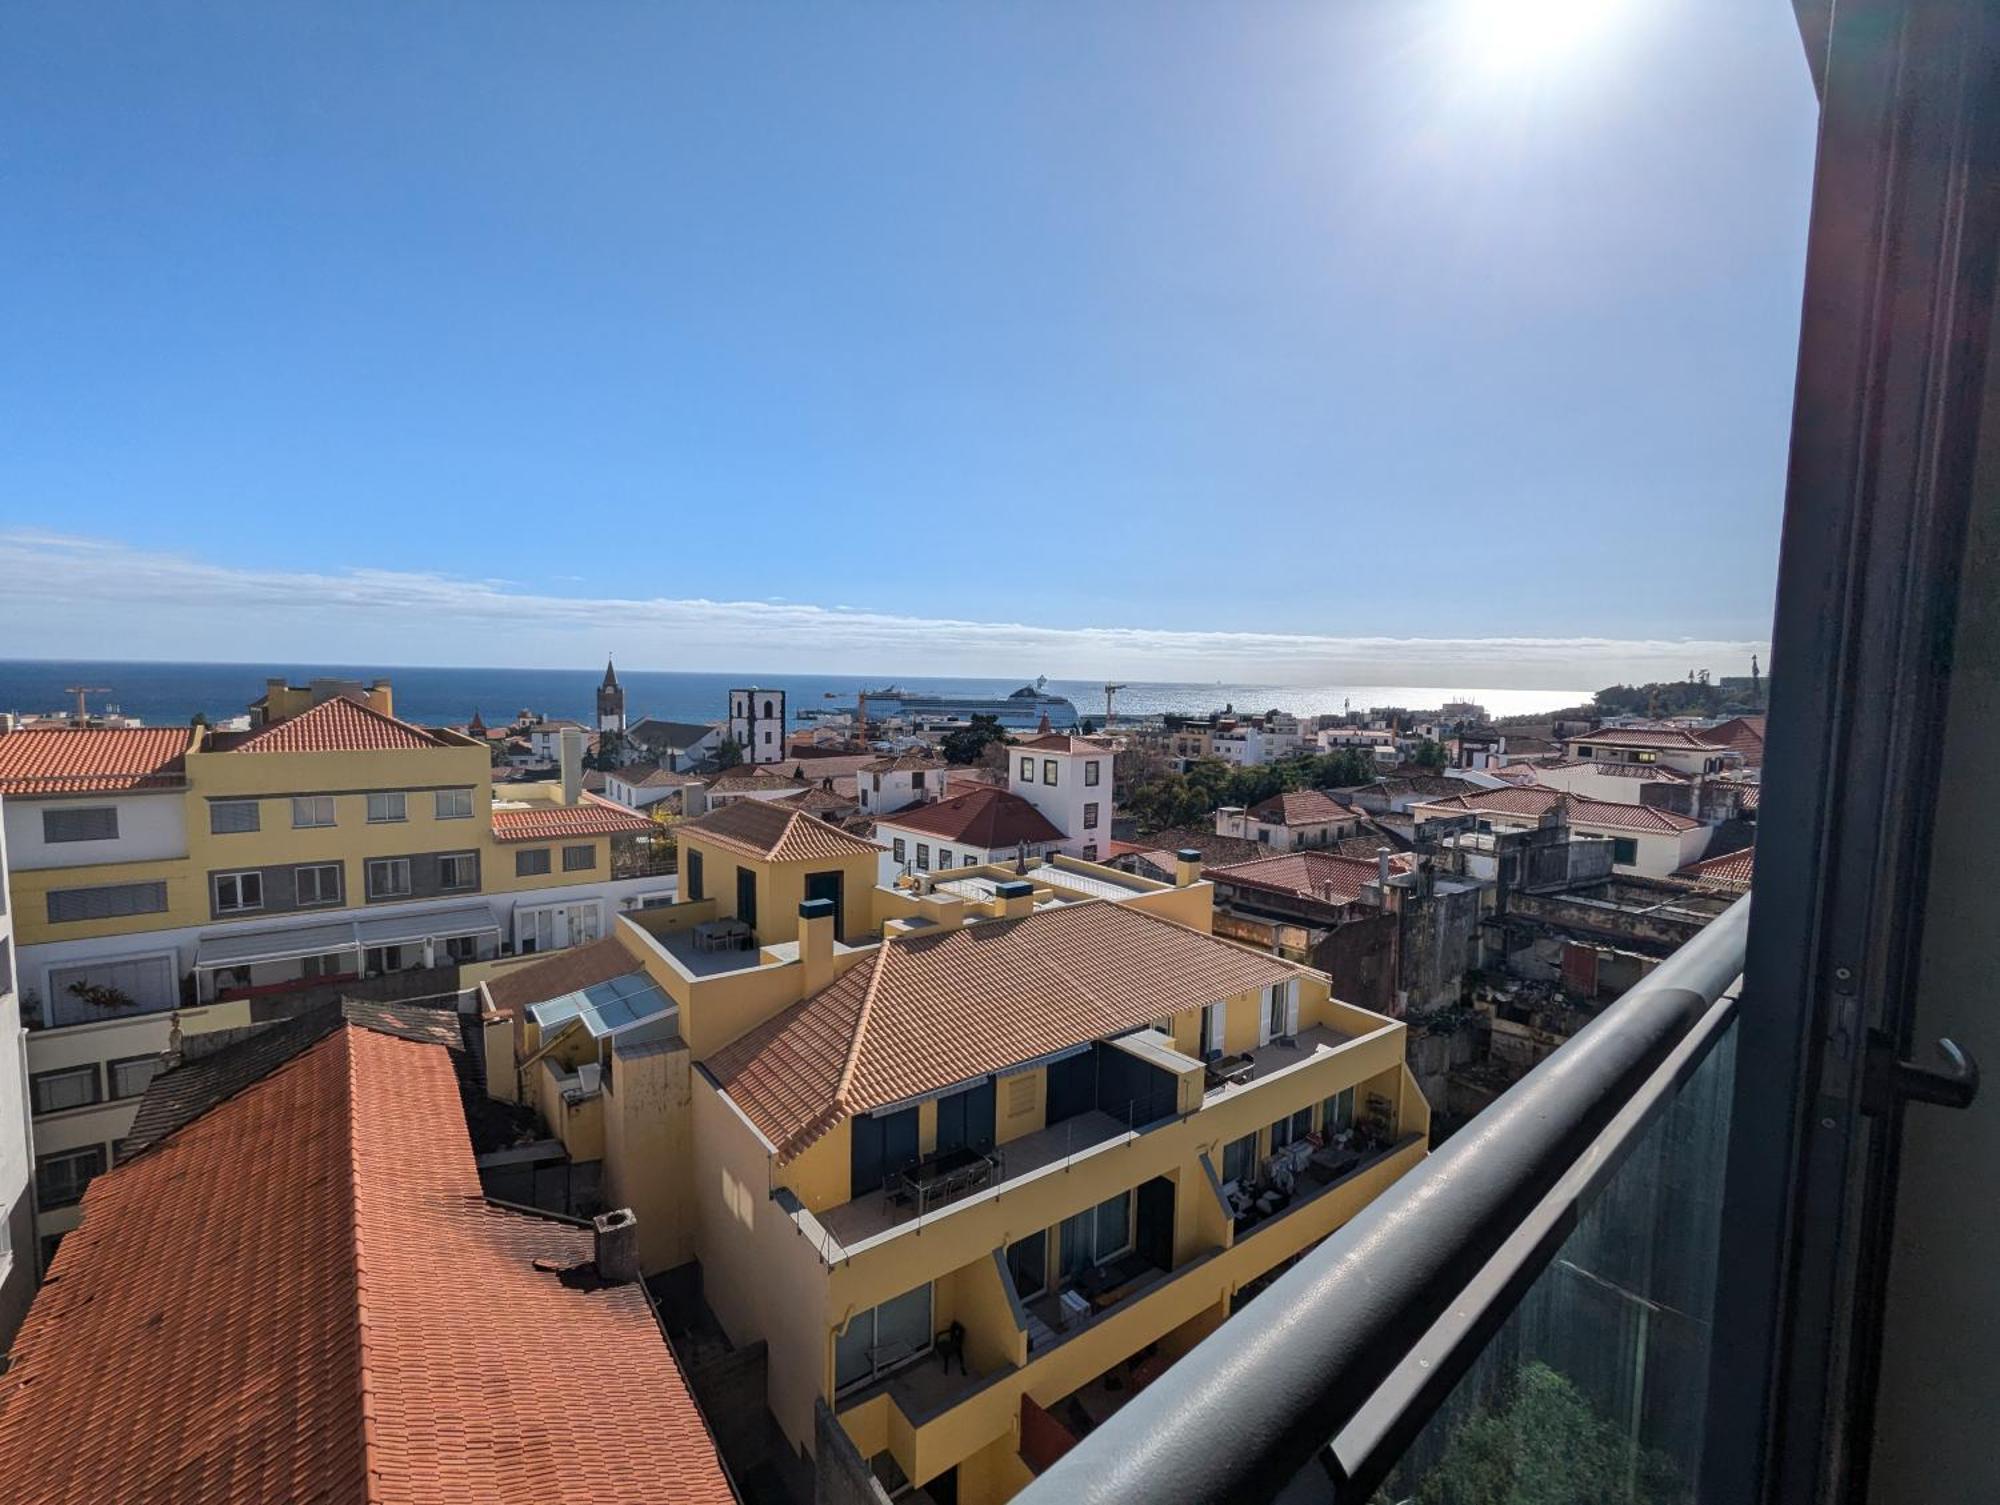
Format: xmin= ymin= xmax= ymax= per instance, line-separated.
xmin=65 ymin=685 xmax=110 ymax=726
xmin=1102 ymin=683 xmax=1128 ymax=728
xmin=823 ymin=690 xmax=871 ymax=746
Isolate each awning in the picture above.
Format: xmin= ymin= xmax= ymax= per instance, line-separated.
xmin=193 ymin=920 xmax=362 ymax=971
xmin=355 ymin=902 xmax=503 ymax=948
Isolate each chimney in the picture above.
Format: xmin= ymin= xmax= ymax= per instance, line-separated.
xmin=559 ymin=726 xmax=584 ymax=805
xmin=995 ymin=879 xmax=1035 ymax=919
xmin=1175 ymin=848 xmax=1202 ymax=888
xmin=592 ymin=1208 xmax=640 ymax=1284
xmin=1377 ymin=847 xmax=1392 ymax=888
xmin=799 ymin=897 xmax=836 ymax=995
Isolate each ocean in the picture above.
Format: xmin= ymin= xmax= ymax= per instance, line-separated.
xmin=0 ymin=660 xmax=1594 ymax=730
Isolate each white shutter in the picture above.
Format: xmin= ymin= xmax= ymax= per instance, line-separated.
xmin=1284 ymin=979 xmax=1300 ymax=1038
xmin=1204 ymin=1002 xmax=1226 ymax=1055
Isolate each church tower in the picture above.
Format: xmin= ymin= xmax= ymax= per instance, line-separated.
xmin=596 ymin=657 xmax=626 ymax=735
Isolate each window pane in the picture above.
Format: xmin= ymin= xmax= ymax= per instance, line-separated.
xmin=1223 ymin=1133 xmax=1256 ymax=1185
xmin=292 ymin=795 xmax=335 ymax=827
xmin=1094 ymin=1193 xmax=1130 ymax=1262
xmin=435 ymin=788 xmax=473 ymax=819
xmin=563 ymin=844 xmax=595 ymax=871
xmin=1059 ymin=1209 xmax=1095 ymax=1281
xmin=43 ymin=806 xmax=119 ymax=843
xmin=367 ymin=791 xmax=406 ymax=822
xmin=873 ymin=1284 xmax=932 ymax=1366
xmin=1007 ymin=1230 xmax=1049 ymax=1299
xmin=32 ymin=1066 xmax=100 ymax=1114
xmin=834 ymin=1314 xmax=875 ymax=1391
xmin=209 ymin=801 xmax=259 ymax=834
xmin=516 ymin=849 xmax=551 ymax=877
xmin=110 ymin=1055 xmax=165 ymax=1100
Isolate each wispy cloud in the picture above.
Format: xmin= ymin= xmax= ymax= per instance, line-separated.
xmin=0 ymin=531 xmax=1766 ymax=689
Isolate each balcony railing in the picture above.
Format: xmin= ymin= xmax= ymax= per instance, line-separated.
xmin=1015 ymin=894 xmax=1749 ymax=1504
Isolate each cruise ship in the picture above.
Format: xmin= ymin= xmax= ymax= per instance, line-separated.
xmin=810 ymin=680 xmax=1081 ymax=730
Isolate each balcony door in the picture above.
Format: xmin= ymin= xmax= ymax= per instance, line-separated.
xmin=805 ymin=870 xmax=844 ymax=941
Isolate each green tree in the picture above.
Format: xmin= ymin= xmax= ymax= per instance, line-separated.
xmin=714 ymin=735 xmax=746 ymax=769
xmin=1412 ymin=738 xmax=1448 ymax=772
xmin=941 ymin=714 xmax=1007 ymax=765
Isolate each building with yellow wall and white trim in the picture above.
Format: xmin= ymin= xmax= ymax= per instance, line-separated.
xmin=0 ymin=676 xmax=676 ymax=1268
xmin=482 ymin=801 xmax=1430 ymax=1503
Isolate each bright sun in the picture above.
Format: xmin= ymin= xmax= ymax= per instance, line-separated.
xmin=1457 ymin=0 xmax=1626 ymax=76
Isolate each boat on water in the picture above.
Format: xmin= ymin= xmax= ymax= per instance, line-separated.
xmin=807 ymin=679 xmax=1081 ymax=731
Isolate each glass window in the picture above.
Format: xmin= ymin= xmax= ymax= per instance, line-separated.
xmin=916 ymin=843 xmax=930 ymax=871
xmin=835 ymin=1283 xmax=933 ymax=1392
xmin=1095 ymin=1190 xmax=1131 ymax=1260
xmin=892 ymin=837 xmax=906 ymax=862
xmin=296 ymin=863 xmax=342 ymax=906
xmin=36 ymin=1146 xmax=105 ymax=1209
xmin=515 ymin=848 xmax=552 ymax=877
xmin=1612 ymin=837 xmax=1639 ymax=865
xmin=435 ymin=787 xmax=473 ymax=820
xmin=109 ymin=1054 xmax=166 ymax=1100
xmin=1084 ymin=801 xmax=1099 ymax=830
xmin=1322 ymin=1086 xmax=1356 ymax=1134
xmin=1043 ymin=758 xmax=1059 ymax=785
xmin=48 ymin=880 xmax=167 ymax=923
xmin=562 ymin=844 xmax=596 ymax=871
xmin=1061 ymin=1192 xmax=1133 ymax=1281
xmin=438 ymin=853 xmax=477 ymax=891
xmin=42 ymin=806 xmax=118 ymax=843
xmin=30 ymin=1064 xmax=101 ymax=1115
xmin=366 ymin=791 xmax=407 ymax=823
xmin=1019 ymin=757 xmax=1034 ymax=781
xmin=445 ymin=935 xmax=479 ymax=964
xmin=939 ymin=848 xmax=953 ymax=868
xmin=367 ymin=858 xmax=412 ymax=898
xmin=292 ymin=795 xmax=335 ymax=828
xmin=912 ymin=770 xmax=926 ymax=790
xmin=1085 ymin=760 xmax=1101 ymax=786
xmin=1007 ymin=1230 xmax=1049 ymax=1300
xmin=686 ymin=849 xmax=704 ymax=901
xmin=209 ymin=800 xmax=260 ymax=834
xmin=214 ymin=871 xmax=264 ymax=913
xmin=1222 ymin=1133 xmax=1257 ymax=1186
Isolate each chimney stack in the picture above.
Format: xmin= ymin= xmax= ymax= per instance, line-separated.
xmin=559 ymin=726 xmax=585 ymax=806
xmin=1377 ymin=847 xmax=1392 ymax=888
xmin=799 ymin=897 xmax=836 ymax=995
xmin=1175 ymin=848 xmax=1203 ymax=888
xmin=995 ymin=879 xmax=1035 ymax=919
xmin=592 ymin=1208 xmax=640 ymax=1284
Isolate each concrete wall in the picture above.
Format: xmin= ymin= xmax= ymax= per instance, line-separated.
xmin=3 ymin=789 xmax=189 ymax=872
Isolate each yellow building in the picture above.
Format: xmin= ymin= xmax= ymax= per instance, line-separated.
xmin=487 ymin=798 xmax=1429 ymax=1502
xmin=0 ymin=678 xmax=673 ymax=1265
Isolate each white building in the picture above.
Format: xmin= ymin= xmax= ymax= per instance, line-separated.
xmin=602 ymin=765 xmax=705 ymax=815
xmin=526 ymin=719 xmax=590 ymax=761
xmin=624 ymin=718 xmax=722 ymax=772
xmin=1213 ymin=790 xmax=1368 ymax=852
xmin=0 ymin=796 xmax=32 ymax=1347
xmin=1410 ymin=785 xmax=1712 ymax=879
xmin=1561 ymin=727 xmax=1743 ymax=779
xmin=855 ymin=750 xmax=946 ymax=818
xmin=1525 ymin=760 xmax=1693 ymax=806
xmin=728 ymin=688 xmax=788 ymax=765
xmin=872 ymin=785 xmax=1068 ymax=886
xmin=1008 ymin=731 xmax=1114 ymax=860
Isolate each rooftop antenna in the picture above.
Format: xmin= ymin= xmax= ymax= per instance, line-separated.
xmin=1103 ymin=682 xmax=1127 ymax=727
xmin=65 ymin=685 xmax=110 ymax=726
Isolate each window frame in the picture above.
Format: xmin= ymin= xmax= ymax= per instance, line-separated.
xmin=209 ymin=800 xmax=261 ymax=835
xmin=1019 ymin=757 xmax=1034 ymax=782
xmin=367 ymin=857 xmax=413 ymax=900
xmin=41 ymin=805 xmax=119 ymax=844
xmin=1083 ymin=801 xmax=1099 ymax=830
xmin=434 ymin=787 xmax=474 ymax=820
xmin=108 ymin=1053 xmax=167 ymax=1102
xmin=515 ymin=848 xmax=552 ymax=878
xmin=213 ymin=869 xmax=265 ymax=914
xmin=29 ymin=1063 xmax=102 ymax=1116
xmin=366 ymin=791 xmax=408 ymax=824
xmin=437 ymin=852 xmax=478 ymax=892
xmin=892 ymin=837 xmax=906 ymax=863
xmin=915 ymin=842 xmax=930 ymax=871
xmin=562 ymin=843 xmax=597 ymax=872
xmin=1043 ymin=758 xmax=1059 ymax=785
xmin=1085 ymin=760 xmax=1101 ymax=787
xmin=35 ymin=1145 xmax=106 ymax=1209
xmin=292 ymin=794 xmax=336 ymax=829
xmin=295 ymin=862 xmax=343 ymax=907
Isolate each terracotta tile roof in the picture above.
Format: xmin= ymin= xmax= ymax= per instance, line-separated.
xmin=0 ymin=1025 xmax=732 ymax=1505
xmin=1564 ymin=726 xmax=1718 ymax=751
xmin=1733 ymin=782 xmax=1761 ymax=810
xmin=483 ymin=937 xmax=640 ymax=1020
xmin=861 ymin=749 xmax=949 ymax=774
xmin=1416 ymin=785 xmax=1703 ymax=833
xmin=1105 ymin=839 xmax=1155 ymax=859
xmin=1699 ymin=716 xmax=1767 ymax=766
xmin=1562 ymin=797 xmax=1703 ymax=833
xmin=1207 ymin=850 xmax=1412 ymax=908
xmin=788 ymin=786 xmax=860 ymax=818
xmin=946 ymin=767 xmax=1006 ymax=792
xmin=1340 ymin=774 xmax=1473 ymax=801
xmin=707 ymin=900 xmax=1306 ymax=1160
xmin=1575 ymin=762 xmax=1689 ymax=782
xmin=1246 ymin=789 xmax=1359 ymax=827
xmin=873 ymin=785 xmax=1066 ymax=849
xmin=1115 ymin=827 xmax=1267 ymax=870
xmin=610 ymin=763 xmax=706 ymax=790
xmin=1674 ymin=845 xmax=1755 ymax=892
xmin=490 ymin=791 xmax=657 ymax=842
xmin=1486 ymin=764 xmax=1543 ymax=786
xmin=1416 ymin=784 xmax=1569 ymax=820
xmin=228 ymin=695 xmax=449 ymax=754
xmin=681 ymin=799 xmax=884 ymax=863
xmin=703 ymin=765 xmax=811 ymax=794
xmin=0 ymin=726 xmax=192 ymax=795
xmin=1014 ymin=733 xmax=1115 ymax=754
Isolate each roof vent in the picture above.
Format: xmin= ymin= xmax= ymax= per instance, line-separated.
xmin=592 ymin=1207 xmax=640 ymax=1284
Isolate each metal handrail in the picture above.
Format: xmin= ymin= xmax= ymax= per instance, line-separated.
xmin=1017 ymin=895 xmax=1750 ymax=1505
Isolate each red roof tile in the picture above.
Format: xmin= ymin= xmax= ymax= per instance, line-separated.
xmin=0 ymin=1025 xmax=732 ymax=1505
xmin=490 ymin=792 xmax=657 ymax=842
xmin=1674 ymin=845 xmax=1755 ymax=891
xmin=874 ymin=785 xmax=1066 ymax=848
xmin=680 ymin=800 xmax=883 ymax=862
xmin=1699 ymin=716 xmax=1767 ymax=766
xmin=1013 ymin=733 xmax=1115 ymax=754
xmin=1245 ymin=789 xmax=1360 ymax=827
xmin=709 ymin=901 xmax=1308 ymax=1160
xmin=0 ymin=726 xmax=192 ymax=796
xmin=231 ymin=696 xmax=447 ymax=753
xmin=1206 ymin=850 xmax=1412 ymax=908
xmin=1417 ymin=786 xmax=1702 ymax=833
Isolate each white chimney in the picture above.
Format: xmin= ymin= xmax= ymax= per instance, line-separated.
xmin=559 ymin=726 xmax=585 ymax=806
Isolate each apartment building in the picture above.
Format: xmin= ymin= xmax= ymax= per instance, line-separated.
xmin=480 ymin=799 xmax=1429 ymax=1502
xmin=1411 ymin=784 xmax=1711 ymax=880
xmin=1212 ymin=788 xmax=1368 ymax=851
xmin=1561 ymin=725 xmax=1744 ymax=777
xmin=0 ymin=679 xmax=671 ymax=1265
xmin=873 ymin=784 xmax=1067 ymax=884
xmin=0 ymin=798 xmax=30 ymax=1349
xmin=1008 ymin=730 xmax=1114 ymax=861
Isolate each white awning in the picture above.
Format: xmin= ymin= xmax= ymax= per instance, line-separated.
xmin=194 ymin=920 xmax=362 ymax=970
xmin=354 ymin=902 xmax=503 ymax=948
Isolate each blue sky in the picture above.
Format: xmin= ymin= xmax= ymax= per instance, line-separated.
xmin=0 ymin=1 xmax=1817 ymax=685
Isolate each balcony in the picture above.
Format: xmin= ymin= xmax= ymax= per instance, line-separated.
xmin=1013 ymin=895 xmax=1749 ymax=1503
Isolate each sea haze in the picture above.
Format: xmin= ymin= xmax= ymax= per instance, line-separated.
xmin=0 ymin=661 xmax=1595 ymax=731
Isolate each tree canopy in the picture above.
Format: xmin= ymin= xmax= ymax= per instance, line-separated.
xmin=941 ymin=714 xmax=1008 ymax=765
xmin=1123 ymin=748 xmax=1380 ymax=833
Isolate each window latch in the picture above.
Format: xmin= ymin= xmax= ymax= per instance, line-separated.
xmin=1862 ymin=1031 xmax=1981 ymax=1115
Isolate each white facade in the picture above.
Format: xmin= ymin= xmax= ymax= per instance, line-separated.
xmin=527 ymin=722 xmax=589 ymax=761
xmin=1563 ymin=734 xmax=1737 ymax=778
xmin=2 ymin=790 xmax=188 ymax=872
xmin=1007 ymin=740 xmax=1113 ymax=860
xmin=729 ymin=688 xmax=788 ymax=765
xmin=0 ymin=796 xmax=35 ymax=1344
xmin=1567 ymin=818 xmax=1713 ymax=879
xmin=855 ymin=765 xmax=941 ymax=817
xmin=1527 ymin=762 xmax=1687 ymax=806
xmin=602 ymin=771 xmax=697 ymax=814
xmin=872 ymin=827 xmax=1058 ymax=888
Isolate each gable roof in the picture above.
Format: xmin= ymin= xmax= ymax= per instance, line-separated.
xmin=231 ymin=695 xmax=448 ymax=754
xmin=627 ymin=718 xmax=718 ymax=750
xmin=1564 ymin=726 xmax=1718 ymax=751
xmin=681 ymin=798 xmax=884 ymax=863
xmin=1246 ymin=789 xmax=1359 ymax=827
xmin=0 ymin=726 xmax=193 ymax=796
xmin=1206 ymin=850 xmax=1412 ymax=908
xmin=483 ymin=937 xmax=642 ymax=1021
xmin=861 ymin=749 xmax=948 ymax=774
xmin=489 ymin=791 xmax=657 ymax=842
xmin=706 ymin=901 xmax=1304 ymax=1160
xmin=874 ymin=785 xmax=1066 ymax=849
xmin=1698 ymin=716 xmax=1767 ymax=765
xmin=703 ymin=765 xmax=811 ymax=794
xmin=1416 ymin=785 xmax=1703 ymax=833
xmin=1014 ymin=733 xmax=1114 ymax=755
xmin=0 ymin=1025 xmax=732 ymax=1505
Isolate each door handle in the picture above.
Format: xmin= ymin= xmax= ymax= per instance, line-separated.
xmin=1863 ymin=1031 xmax=1981 ymax=1114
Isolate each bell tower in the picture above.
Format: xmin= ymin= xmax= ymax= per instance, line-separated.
xmin=596 ymin=657 xmax=626 ymax=735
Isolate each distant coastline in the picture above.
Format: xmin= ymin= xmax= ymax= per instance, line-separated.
xmin=0 ymin=659 xmax=1594 ymax=731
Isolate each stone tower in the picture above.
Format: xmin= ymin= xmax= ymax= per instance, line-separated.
xmin=596 ymin=658 xmax=626 ymax=735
